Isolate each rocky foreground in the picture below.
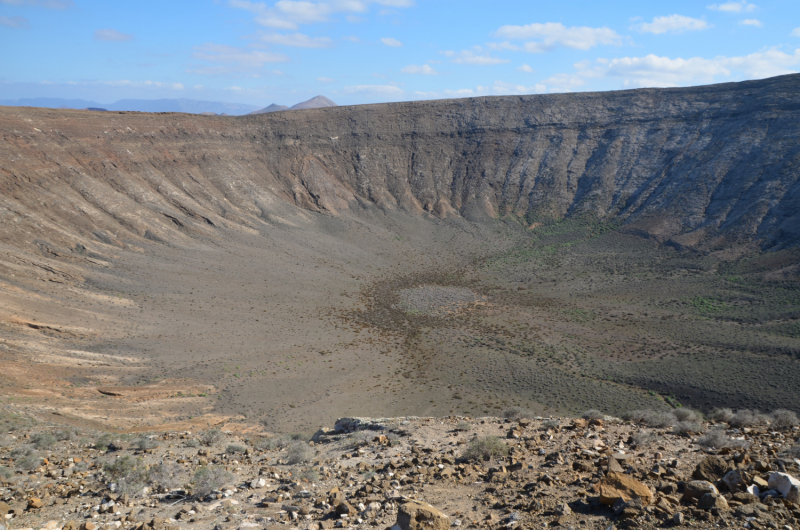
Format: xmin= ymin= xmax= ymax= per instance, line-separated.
xmin=1 ymin=412 xmax=799 ymax=530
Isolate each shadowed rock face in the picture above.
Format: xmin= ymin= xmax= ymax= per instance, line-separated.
xmin=1 ymin=74 xmax=799 ymax=256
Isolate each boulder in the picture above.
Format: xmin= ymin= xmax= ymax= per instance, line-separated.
xmin=593 ymin=472 xmax=653 ymax=505
xmin=722 ymin=469 xmax=747 ymax=492
xmin=683 ymin=481 xmax=719 ymax=501
xmin=693 ymin=456 xmax=731 ymax=482
xmin=394 ymin=500 xmax=449 ymax=530
xmin=767 ymin=472 xmax=800 ymax=503
xmin=697 ymin=493 xmax=729 ymax=512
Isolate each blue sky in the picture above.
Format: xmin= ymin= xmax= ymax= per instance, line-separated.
xmin=1 ymin=0 xmax=799 ymax=107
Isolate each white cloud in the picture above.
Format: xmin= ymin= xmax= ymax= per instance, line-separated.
xmin=493 ymin=22 xmax=622 ymax=52
xmin=0 ymin=0 xmax=73 ymax=8
xmin=707 ymin=1 xmax=756 ymax=12
xmin=741 ymin=18 xmax=762 ymax=27
xmin=344 ymin=84 xmax=404 ymax=96
xmin=93 ymin=29 xmax=134 ymax=42
xmin=581 ymin=49 xmax=800 ymax=89
xmin=229 ymin=0 xmax=414 ymax=31
xmin=636 ymin=15 xmax=710 ymax=34
xmin=259 ymin=32 xmax=333 ymax=47
xmin=381 ymin=37 xmax=402 ymax=47
xmin=343 ymin=35 xmax=360 ymax=42
xmin=0 ymin=15 xmax=29 ymax=28
xmin=401 ymin=64 xmax=436 ymax=74
xmin=444 ymin=49 xmax=509 ymax=65
xmin=791 ymin=27 xmax=800 ymax=37
xmin=189 ymin=43 xmax=289 ymax=76
xmin=517 ymin=64 xmax=534 ymax=73
xmin=317 ymin=76 xmax=335 ymax=82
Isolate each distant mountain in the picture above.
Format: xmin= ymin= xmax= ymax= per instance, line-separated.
xmin=249 ymin=104 xmax=290 ymax=115
xmin=0 ymin=97 xmax=260 ymax=116
xmin=290 ymin=95 xmax=337 ymax=110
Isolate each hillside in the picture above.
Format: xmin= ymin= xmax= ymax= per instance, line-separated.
xmin=0 ymin=75 xmax=798 ymax=432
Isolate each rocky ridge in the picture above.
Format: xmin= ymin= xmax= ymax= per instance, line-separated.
xmin=1 ymin=411 xmax=800 ymax=530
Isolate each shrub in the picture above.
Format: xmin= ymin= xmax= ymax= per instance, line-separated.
xmin=0 ymin=412 xmax=34 ymax=432
xmin=455 ymin=421 xmax=472 ymax=432
xmin=673 ymin=422 xmax=704 ymax=436
xmin=463 ymin=436 xmax=508 ymax=462
xmin=225 ymin=444 xmax=246 ymax=455
xmin=55 ymin=429 xmax=76 ymax=441
xmin=147 ymin=463 xmax=185 ymax=492
xmin=582 ymin=410 xmax=604 ymax=420
xmin=192 ymin=466 xmax=234 ymax=497
xmin=12 ymin=447 xmax=40 ymax=470
xmin=199 ymin=429 xmax=225 ymax=446
xmin=31 ymin=433 xmax=56 ymax=450
xmin=623 ymin=410 xmax=676 ymax=428
xmin=346 ymin=432 xmax=372 ymax=449
xmin=708 ymin=408 xmax=734 ymax=423
xmin=286 ymin=442 xmax=311 ymax=465
xmin=288 ymin=433 xmax=311 ymax=442
xmin=0 ymin=466 xmax=12 ymax=480
xmin=184 ymin=439 xmax=200 ymax=448
xmin=696 ymin=429 xmax=750 ymax=450
xmin=254 ymin=436 xmax=287 ymax=451
xmin=770 ymin=410 xmax=799 ymax=429
xmin=94 ymin=433 xmax=128 ymax=451
xmin=296 ymin=467 xmax=319 ymax=482
xmin=781 ymin=444 xmax=800 ymax=459
xmin=502 ymin=407 xmax=531 ymax=421
xmin=729 ymin=410 xmax=769 ymax=428
xmin=630 ymin=431 xmax=660 ymax=447
xmin=104 ymin=455 xmax=140 ymax=481
xmin=674 ymin=409 xmax=703 ymax=423
xmin=542 ymin=419 xmax=560 ymax=429
xmin=134 ymin=436 xmax=159 ymax=451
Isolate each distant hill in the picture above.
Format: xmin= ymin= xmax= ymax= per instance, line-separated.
xmin=249 ymin=96 xmax=338 ymax=115
xmin=290 ymin=95 xmax=337 ymax=110
xmin=249 ymin=104 xmax=290 ymax=115
xmin=0 ymin=97 xmax=260 ymax=116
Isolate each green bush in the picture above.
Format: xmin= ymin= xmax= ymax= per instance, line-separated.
xmin=463 ymin=436 xmax=508 ymax=462
xmin=104 ymin=455 xmax=140 ymax=480
xmin=12 ymin=447 xmax=40 ymax=470
xmin=193 ymin=466 xmax=234 ymax=497
xmin=147 ymin=463 xmax=185 ymax=492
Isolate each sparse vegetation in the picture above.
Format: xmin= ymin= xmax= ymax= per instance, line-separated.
xmin=455 ymin=421 xmax=472 ymax=432
xmin=502 ymin=406 xmax=531 ymax=421
xmin=542 ymin=419 xmax=560 ymax=429
xmin=225 ymin=444 xmax=246 ymax=454
xmin=674 ymin=408 xmax=703 ymax=423
xmin=297 ymin=467 xmax=320 ymax=482
xmin=147 ymin=463 xmax=185 ymax=492
xmin=623 ymin=410 xmax=677 ymax=428
xmin=0 ymin=466 xmax=12 ymax=480
xmin=463 ymin=436 xmax=508 ymax=462
xmin=31 ymin=432 xmax=56 ymax=450
xmin=286 ymin=442 xmax=311 ymax=464
xmin=629 ymin=431 xmax=660 ymax=447
xmin=134 ymin=436 xmax=159 ymax=451
xmin=729 ymin=409 xmax=770 ymax=428
xmin=673 ymin=421 xmax=704 ymax=436
xmin=770 ymin=409 xmax=799 ymax=429
xmin=199 ymin=429 xmax=225 ymax=446
xmin=582 ymin=409 xmax=604 ymax=420
xmin=696 ymin=429 xmax=750 ymax=450
xmin=192 ymin=466 xmax=234 ymax=497
xmin=708 ymin=408 xmax=734 ymax=423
